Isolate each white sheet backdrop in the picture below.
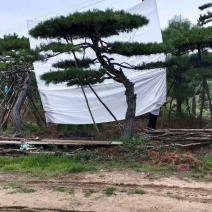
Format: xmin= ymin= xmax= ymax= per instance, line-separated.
xmin=27 ymin=0 xmax=166 ymax=124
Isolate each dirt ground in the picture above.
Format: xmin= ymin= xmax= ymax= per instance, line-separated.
xmin=0 ymin=170 xmax=211 ymax=212
xmin=0 ymin=117 xmax=211 ymax=211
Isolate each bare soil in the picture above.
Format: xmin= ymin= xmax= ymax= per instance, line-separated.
xmin=0 ymin=117 xmax=211 ymax=211
xmin=0 ymin=170 xmax=211 ymax=212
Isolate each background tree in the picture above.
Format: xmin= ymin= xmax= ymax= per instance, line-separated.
xmin=30 ymin=9 xmax=167 ymax=137
xmin=162 ymin=16 xmax=212 ymax=122
xmin=0 ymin=34 xmax=43 ymax=130
xmin=162 ymin=17 xmax=194 ymax=117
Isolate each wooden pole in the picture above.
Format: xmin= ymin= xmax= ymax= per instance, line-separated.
xmin=81 ymin=85 xmax=100 ymax=136
xmin=68 ymin=37 xmax=101 ymax=135
xmin=88 ymin=83 xmax=122 ymax=128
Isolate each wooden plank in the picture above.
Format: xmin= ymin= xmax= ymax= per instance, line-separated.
xmin=0 ymin=140 xmax=122 ymax=146
xmin=41 ymin=139 xmax=119 ymax=143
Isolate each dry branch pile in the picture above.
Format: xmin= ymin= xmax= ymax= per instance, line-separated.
xmin=141 ymin=129 xmax=212 ymax=147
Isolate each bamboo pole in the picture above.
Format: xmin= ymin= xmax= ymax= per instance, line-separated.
xmin=68 ymin=37 xmax=101 ymax=135
xmin=88 ymin=83 xmax=122 ymax=128
xmin=81 ymin=85 xmax=100 ymax=136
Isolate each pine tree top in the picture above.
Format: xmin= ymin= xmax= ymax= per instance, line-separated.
xmin=163 ymin=18 xmax=212 ymax=53
xmin=198 ymin=2 xmax=212 ymax=25
xmin=199 ymin=3 xmax=212 ymax=10
xmin=29 ymin=9 xmax=148 ymax=39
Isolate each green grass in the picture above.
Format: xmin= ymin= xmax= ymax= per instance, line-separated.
xmin=53 ymin=186 xmax=75 ymax=194
xmin=202 ymin=154 xmax=212 ymax=168
xmin=133 ymin=164 xmax=175 ymax=172
xmin=0 ymin=154 xmax=97 ymax=177
xmin=105 ymin=187 xmax=116 ymax=196
xmin=0 ymin=149 xmax=176 ymax=178
xmin=105 ymin=161 xmax=175 ymax=173
xmin=134 ymin=189 xmax=146 ymax=195
xmin=53 ymin=186 xmax=66 ymax=192
xmin=83 ymin=189 xmax=98 ymax=197
xmin=5 ymin=183 xmax=36 ymax=193
xmin=24 ymin=123 xmax=49 ymax=134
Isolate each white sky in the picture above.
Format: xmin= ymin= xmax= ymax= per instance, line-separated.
xmin=0 ymin=0 xmax=209 ymax=38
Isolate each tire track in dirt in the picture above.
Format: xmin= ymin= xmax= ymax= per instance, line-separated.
xmin=0 ymin=172 xmax=211 ymax=212
xmin=0 ymin=206 xmax=93 ymax=212
xmin=1 ymin=179 xmax=211 ymax=204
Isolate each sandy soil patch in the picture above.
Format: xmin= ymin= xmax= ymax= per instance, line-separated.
xmin=0 ymin=170 xmax=211 ymax=212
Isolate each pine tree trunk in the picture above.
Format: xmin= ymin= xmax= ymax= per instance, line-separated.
xmin=176 ymin=99 xmax=182 ymax=117
xmin=186 ymin=99 xmax=191 ymax=117
xmin=93 ymin=39 xmax=136 ymax=138
xmin=168 ymin=97 xmax=174 ymax=128
xmin=199 ymin=78 xmax=206 ymax=127
xmin=12 ymin=72 xmax=32 ymax=130
xmin=175 ymin=74 xmax=182 ymax=117
xmin=192 ymin=96 xmax=196 ymax=117
xmin=121 ymin=80 xmax=136 ymax=138
xmin=205 ymin=80 xmax=212 ymax=121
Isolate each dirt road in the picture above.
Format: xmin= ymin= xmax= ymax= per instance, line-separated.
xmin=0 ymin=170 xmax=211 ymax=212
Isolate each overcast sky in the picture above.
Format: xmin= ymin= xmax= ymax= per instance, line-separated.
xmin=0 ymin=0 xmax=209 ymax=38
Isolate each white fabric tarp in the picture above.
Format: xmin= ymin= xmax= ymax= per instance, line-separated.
xmin=27 ymin=0 xmax=166 ymax=124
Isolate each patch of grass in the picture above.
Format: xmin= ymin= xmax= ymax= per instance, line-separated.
xmin=195 ymin=153 xmax=212 ymax=178
xmin=83 ymin=189 xmax=98 ymax=197
xmin=105 ymin=187 xmax=116 ymax=196
xmin=7 ymin=183 xmax=36 ymax=193
xmin=8 ymin=183 xmax=23 ymax=189
xmin=68 ymin=188 xmax=75 ymax=194
xmin=53 ymin=186 xmax=66 ymax=192
xmin=197 ymin=167 xmax=208 ymax=176
xmin=0 ymin=154 xmax=97 ymax=178
xmin=0 ymin=146 xmax=176 ymax=180
xmin=206 ymin=177 xmax=212 ymax=182
xmin=24 ymin=123 xmax=48 ymax=133
xmin=58 ymin=124 xmax=75 ymax=133
xmin=20 ymin=188 xmax=36 ymax=193
xmin=53 ymin=186 xmax=75 ymax=194
xmin=202 ymin=154 xmax=212 ymax=168
xmin=0 ymin=125 xmax=16 ymax=135
xmin=133 ymin=164 xmax=175 ymax=172
xmin=182 ymin=173 xmax=196 ymax=179
xmin=120 ymin=136 xmax=150 ymax=147
xmin=134 ymin=189 xmax=146 ymax=195
xmin=105 ymin=161 xmax=175 ymax=173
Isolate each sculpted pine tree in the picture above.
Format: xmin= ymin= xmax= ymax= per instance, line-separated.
xmin=30 ymin=9 xmax=168 ymax=137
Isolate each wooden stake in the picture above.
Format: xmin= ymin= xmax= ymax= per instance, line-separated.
xmin=81 ymin=85 xmax=100 ymax=136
